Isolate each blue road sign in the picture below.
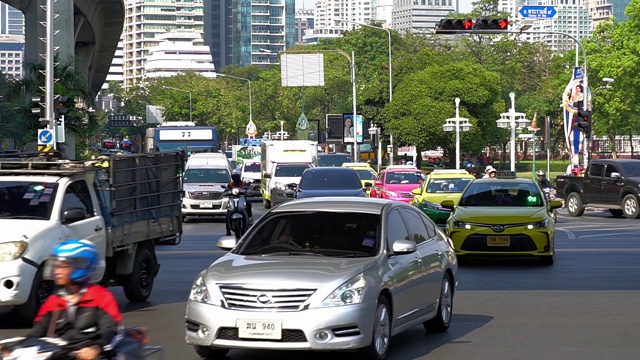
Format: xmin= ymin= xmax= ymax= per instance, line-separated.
xmin=519 ymin=6 xmax=557 ymax=18
xmin=38 ymin=129 xmax=54 ymax=145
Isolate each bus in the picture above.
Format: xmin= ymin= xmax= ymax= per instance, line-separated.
xmin=144 ymin=123 xmax=220 ymax=155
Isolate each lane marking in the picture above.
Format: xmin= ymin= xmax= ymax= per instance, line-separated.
xmin=157 ymin=250 xmax=225 ymax=255
xmin=573 ymin=232 xmax=631 ymax=239
xmin=556 ymin=229 xmax=575 ymax=239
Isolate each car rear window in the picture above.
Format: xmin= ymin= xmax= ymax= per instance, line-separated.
xmin=236 ymin=211 xmax=381 ymax=257
xmin=299 ymin=170 xmax=362 ymax=190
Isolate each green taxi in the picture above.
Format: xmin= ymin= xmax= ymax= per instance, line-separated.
xmin=410 ymin=169 xmax=475 ymax=227
xmin=443 ymin=177 xmax=563 ymax=265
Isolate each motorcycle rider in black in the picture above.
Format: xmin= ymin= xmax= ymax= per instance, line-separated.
xmin=225 ymin=171 xmax=253 ymax=236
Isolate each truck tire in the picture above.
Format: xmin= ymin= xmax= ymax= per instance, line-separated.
xmin=14 ymin=267 xmax=53 ymax=326
xmin=123 ymin=248 xmax=156 ymax=302
xmin=622 ymin=194 xmax=640 ymax=219
xmin=566 ymin=192 xmax=585 ymax=217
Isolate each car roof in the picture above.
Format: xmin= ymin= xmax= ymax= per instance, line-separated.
xmin=271 ymin=196 xmax=395 ymax=214
xmin=472 ymin=177 xmax=536 ymax=184
xmin=385 ymin=167 xmax=424 ymax=173
xmin=319 ymin=153 xmax=351 ymax=157
xmin=306 ymin=167 xmax=356 ymax=173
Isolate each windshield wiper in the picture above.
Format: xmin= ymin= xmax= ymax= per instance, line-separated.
xmin=0 ymin=215 xmax=48 ymax=220
xmin=335 ymin=253 xmax=372 ymax=258
xmin=260 ymin=251 xmax=326 ymax=257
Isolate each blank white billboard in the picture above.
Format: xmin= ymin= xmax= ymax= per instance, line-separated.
xmin=281 ymin=54 xmax=325 ymax=87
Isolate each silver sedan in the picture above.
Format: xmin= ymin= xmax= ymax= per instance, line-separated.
xmin=185 ymin=197 xmax=458 ymax=360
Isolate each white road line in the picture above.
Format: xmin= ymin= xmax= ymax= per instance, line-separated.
xmin=157 ymin=250 xmax=224 ymax=255
xmin=557 ymin=248 xmax=640 ymax=252
xmin=573 ymin=232 xmax=631 ymax=239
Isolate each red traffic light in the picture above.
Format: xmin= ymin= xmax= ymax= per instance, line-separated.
xmin=435 ymin=19 xmax=475 ymax=34
xmin=473 ymin=18 xmax=510 ymax=31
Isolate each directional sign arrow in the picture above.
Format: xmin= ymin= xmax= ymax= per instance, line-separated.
xmin=519 ymin=5 xmax=557 ymax=18
xmin=38 ymin=129 xmax=54 ymax=145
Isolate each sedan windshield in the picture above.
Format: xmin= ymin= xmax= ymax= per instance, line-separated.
xmin=459 ymin=182 xmax=543 ymax=207
xmin=0 ymin=182 xmax=59 ymax=220
xmin=385 ymin=171 xmax=424 ymax=185
xmin=183 ymin=168 xmax=230 ymax=183
xmin=318 ymin=155 xmax=353 ymax=167
xmin=299 ymin=170 xmax=362 ymax=190
xmin=354 ymin=169 xmax=377 ymax=181
xmin=236 ymin=212 xmax=380 ymax=257
xmin=426 ymin=178 xmax=472 ymax=193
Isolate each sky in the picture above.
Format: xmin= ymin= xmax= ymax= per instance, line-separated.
xmin=296 ymin=0 xmax=475 ymax=13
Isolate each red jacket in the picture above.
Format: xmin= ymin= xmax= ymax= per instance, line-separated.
xmin=29 ymin=284 xmax=122 ymax=349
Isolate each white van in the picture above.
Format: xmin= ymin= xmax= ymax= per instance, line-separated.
xmin=182 ymin=153 xmax=232 ymax=222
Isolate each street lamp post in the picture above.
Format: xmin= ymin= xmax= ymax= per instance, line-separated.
xmin=162 ymin=86 xmax=192 ymax=123
xmin=442 ymin=98 xmax=472 ymax=170
xmin=368 ymin=125 xmax=382 ymax=172
xmin=496 ymin=92 xmax=530 ymax=172
xmin=215 ymin=73 xmax=253 ymax=124
xmin=336 ymin=19 xmax=393 ymax=164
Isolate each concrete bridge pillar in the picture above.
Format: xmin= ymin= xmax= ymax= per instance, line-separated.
xmin=22 ymin=0 xmax=74 ymax=69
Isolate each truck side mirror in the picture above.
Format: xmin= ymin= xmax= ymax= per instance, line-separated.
xmin=610 ymin=172 xmax=621 ymax=179
xmin=62 ymin=208 xmax=87 ymax=224
xmin=264 ymin=173 xmax=271 ymax=179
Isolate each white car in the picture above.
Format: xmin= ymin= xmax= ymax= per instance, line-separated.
xmin=241 ymin=161 xmax=261 ymax=197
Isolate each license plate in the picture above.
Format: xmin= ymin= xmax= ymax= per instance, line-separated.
xmin=200 ymin=202 xmax=213 ymax=208
xmin=487 ymin=236 xmax=510 ymax=246
xmin=237 ymin=320 xmax=282 ymax=340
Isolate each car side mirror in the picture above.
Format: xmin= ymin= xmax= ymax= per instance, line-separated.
xmin=62 ymin=208 xmax=87 ymax=224
xmin=549 ymin=200 xmax=563 ymax=210
xmin=441 ymin=200 xmax=455 ymax=209
xmin=610 ymin=172 xmax=621 ymax=179
xmin=264 ymin=173 xmax=271 ymax=179
xmin=364 ymin=182 xmax=373 ymax=188
xmin=217 ymin=235 xmax=238 ymax=250
xmin=374 ymin=180 xmax=383 ymax=186
xmin=391 ymin=239 xmax=416 ymax=254
xmin=411 ymin=188 xmax=422 ymax=195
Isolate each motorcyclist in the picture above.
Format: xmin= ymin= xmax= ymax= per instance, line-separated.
xmin=26 ymin=239 xmax=122 ymax=360
xmin=225 ymin=170 xmax=253 ymax=236
xmin=537 ymin=170 xmax=555 ymax=189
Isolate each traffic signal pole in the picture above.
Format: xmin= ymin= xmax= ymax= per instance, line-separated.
xmin=435 ymin=27 xmax=590 ymax=168
xmin=45 ymin=0 xmax=56 ymax=150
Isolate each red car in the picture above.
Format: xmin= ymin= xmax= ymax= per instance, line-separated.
xmin=369 ymin=165 xmax=426 ymax=203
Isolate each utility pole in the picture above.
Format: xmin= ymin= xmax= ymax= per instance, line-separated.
xmin=42 ymin=0 xmax=58 ymax=150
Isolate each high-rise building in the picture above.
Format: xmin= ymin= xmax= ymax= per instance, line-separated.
xmin=528 ymin=0 xmax=593 ymax=52
xmin=375 ymin=0 xmax=393 ymax=28
xmin=308 ymin=0 xmax=380 ymax=44
xmin=230 ymin=0 xmax=294 ymax=66
xmin=0 ymin=4 xmax=24 ymax=36
xmin=610 ymin=0 xmax=630 ymax=21
xmin=295 ymin=8 xmax=314 ymax=44
xmin=0 ymin=35 xmax=24 ymax=79
xmin=144 ymin=31 xmax=217 ymax=79
xmin=96 ymin=39 xmax=124 ymax=112
xmin=587 ymin=0 xmax=613 ymax=27
xmin=203 ymin=0 xmax=233 ymax=69
xmin=392 ymin=0 xmax=458 ymax=34
xmin=122 ymin=0 xmax=205 ymax=87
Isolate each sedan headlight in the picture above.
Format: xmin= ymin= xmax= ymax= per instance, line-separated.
xmin=0 ymin=241 xmax=28 ymax=262
xmin=527 ymin=219 xmax=549 ymax=229
xmin=320 ymin=274 xmax=366 ymax=307
xmin=384 ymin=190 xmax=398 ymax=197
xmin=451 ymin=218 xmax=472 ymax=230
xmin=188 ymin=271 xmax=223 ymax=305
xmin=274 ymin=182 xmax=286 ymax=190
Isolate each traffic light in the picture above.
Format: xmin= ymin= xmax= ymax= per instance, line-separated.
xmin=108 ymin=114 xmax=138 ymax=127
xmin=435 ymin=19 xmax=475 ymax=34
xmin=575 ymin=110 xmax=592 ymax=135
xmin=56 ymin=96 xmax=71 ymax=117
xmin=473 ymin=18 xmax=510 ymax=30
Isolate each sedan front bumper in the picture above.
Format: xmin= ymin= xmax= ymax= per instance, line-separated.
xmin=185 ymin=299 xmax=377 ymax=351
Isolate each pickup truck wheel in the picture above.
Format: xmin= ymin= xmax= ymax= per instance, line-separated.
xmin=622 ymin=194 xmax=640 ymax=219
xmin=609 ymin=209 xmax=624 ymax=218
xmin=123 ymin=248 xmax=156 ymax=302
xmin=566 ymin=193 xmax=585 ymax=217
xmin=14 ymin=267 xmax=54 ymax=326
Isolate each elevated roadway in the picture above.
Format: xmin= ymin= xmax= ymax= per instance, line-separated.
xmin=6 ymin=0 xmax=124 ymax=96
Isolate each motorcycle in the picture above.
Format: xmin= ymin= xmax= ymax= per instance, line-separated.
xmin=224 ymin=187 xmax=250 ymax=239
xmin=0 ymin=327 xmax=163 ymax=360
xmin=541 ymin=186 xmax=558 ymax=221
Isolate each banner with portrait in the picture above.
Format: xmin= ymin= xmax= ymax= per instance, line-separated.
xmin=562 ymin=67 xmax=591 ymax=173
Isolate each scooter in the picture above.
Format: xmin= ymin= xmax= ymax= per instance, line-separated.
xmin=224 ymin=187 xmax=250 ymax=239
xmin=0 ymin=327 xmax=163 ymax=360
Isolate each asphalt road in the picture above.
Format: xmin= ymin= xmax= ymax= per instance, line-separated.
xmin=2 ymin=205 xmax=640 ymax=360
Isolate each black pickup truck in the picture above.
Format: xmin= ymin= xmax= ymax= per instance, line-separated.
xmin=556 ymin=159 xmax=640 ymax=218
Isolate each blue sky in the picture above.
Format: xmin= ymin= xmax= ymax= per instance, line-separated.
xmin=296 ymin=0 xmax=474 ymax=12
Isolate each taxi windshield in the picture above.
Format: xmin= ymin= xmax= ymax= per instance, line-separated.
xmin=354 ymin=169 xmax=377 ymax=181
xmin=426 ymin=178 xmax=472 ymax=193
xmin=385 ymin=171 xmax=424 ymax=185
xmin=459 ymin=182 xmax=544 ymax=207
